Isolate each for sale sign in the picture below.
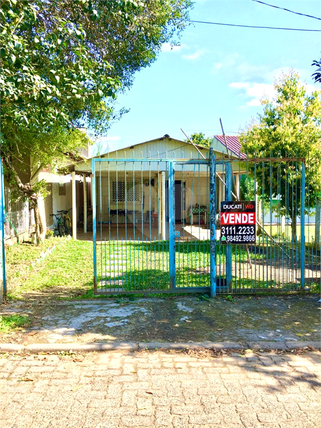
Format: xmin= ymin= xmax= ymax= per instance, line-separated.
xmin=220 ymin=201 xmax=256 ymax=244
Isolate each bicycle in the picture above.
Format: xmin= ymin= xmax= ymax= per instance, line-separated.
xmin=50 ymin=212 xmax=65 ymax=236
xmin=50 ymin=209 xmax=72 ymax=236
xmin=58 ymin=209 xmax=72 ymax=235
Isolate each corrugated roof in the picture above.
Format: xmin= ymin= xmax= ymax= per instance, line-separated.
xmin=214 ymin=135 xmax=246 ymax=159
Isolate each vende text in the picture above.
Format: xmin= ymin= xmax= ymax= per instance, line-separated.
xmin=221 ymin=212 xmax=256 ymax=225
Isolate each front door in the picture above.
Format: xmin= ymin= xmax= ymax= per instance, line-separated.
xmin=166 ymin=180 xmax=182 ymax=223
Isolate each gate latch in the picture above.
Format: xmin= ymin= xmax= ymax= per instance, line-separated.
xmin=175 ymin=231 xmax=180 ymax=238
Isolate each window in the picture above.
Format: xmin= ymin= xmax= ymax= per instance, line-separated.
xmin=112 ymin=181 xmax=141 ymax=202
xmin=59 ymin=183 xmax=66 ymax=196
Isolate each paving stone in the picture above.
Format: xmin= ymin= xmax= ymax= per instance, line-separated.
xmin=121 ymin=416 xmax=154 ymax=427
xmin=0 ymin=350 xmax=320 ymax=427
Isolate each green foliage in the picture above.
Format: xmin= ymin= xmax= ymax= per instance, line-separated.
xmin=239 ymin=175 xmax=255 ymax=200
xmin=240 ymin=72 xmax=321 ymax=234
xmin=1 ymin=0 xmax=192 ymax=135
xmin=186 ymin=132 xmax=213 ymax=148
xmin=0 ymin=314 xmax=30 ymax=334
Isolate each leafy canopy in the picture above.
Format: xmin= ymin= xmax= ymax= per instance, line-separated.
xmin=1 ymin=0 xmax=192 ymax=135
xmin=240 ymin=71 xmax=321 ymax=215
xmin=0 ymin=0 xmax=192 ymax=199
xmin=186 ymin=132 xmax=213 ymax=148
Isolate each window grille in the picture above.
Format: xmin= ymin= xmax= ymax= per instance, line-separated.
xmin=112 ymin=182 xmax=141 ymax=202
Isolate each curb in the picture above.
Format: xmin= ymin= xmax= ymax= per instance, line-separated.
xmin=0 ymin=341 xmax=320 ymax=354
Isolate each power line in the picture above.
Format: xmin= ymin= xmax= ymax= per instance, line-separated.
xmin=252 ymin=0 xmax=321 ymax=21
xmin=191 ymin=20 xmax=321 ymax=32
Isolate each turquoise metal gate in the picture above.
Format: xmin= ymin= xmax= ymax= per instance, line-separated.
xmin=92 ymin=155 xmax=214 ymax=295
xmin=92 ymin=153 xmax=320 ymax=295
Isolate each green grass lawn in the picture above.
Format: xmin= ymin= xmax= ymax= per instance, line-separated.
xmin=4 ymin=237 xmax=320 ymax=299
xmin=6 ymin=237 xmax=94 ymax=299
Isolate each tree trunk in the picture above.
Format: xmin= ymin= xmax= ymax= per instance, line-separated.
xmin=33 ymin=200 xmax=46 ymax=245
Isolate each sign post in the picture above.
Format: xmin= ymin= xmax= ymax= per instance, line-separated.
xmin=220 ymin=201 xmax=256 ymax=244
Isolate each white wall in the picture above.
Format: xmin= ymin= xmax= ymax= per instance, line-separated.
xmin=50 ymin=182 xmax=72 ymax=227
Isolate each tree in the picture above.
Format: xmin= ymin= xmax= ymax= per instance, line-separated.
xmin=240 ymin=71 xmax=321 ymax=242
xmin=0 ymin=0 xmax=192 ymax=242
xmin=186 ymin=133 xmax=213 ymax=148
xmin=312 ymin=58 xmax=321 ymax=83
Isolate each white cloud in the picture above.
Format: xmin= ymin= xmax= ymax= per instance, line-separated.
xmin=161 ymin=43 xmax=183 ymax=53
xmin=182 ymin=48 xmax=207 ymax=60
xmin=229 ymin=82 xmax=249 ymax=90
xmin=212 ymin=53 xmax=240 ymax=73
xmin=229 ymin=82 xmax=275 ymax=106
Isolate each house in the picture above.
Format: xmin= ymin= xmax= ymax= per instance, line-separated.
xmin=48 ymin=134 xmax=245 ymax=240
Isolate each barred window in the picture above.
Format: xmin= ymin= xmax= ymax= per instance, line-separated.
xmin=112 ymin=182 xmax=141 ymax=202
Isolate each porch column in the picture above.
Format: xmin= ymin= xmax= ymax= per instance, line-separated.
xmin=234 ymin=174 xmax=240 ymax=198
xmin=161 ymin=171 xmax=166 ymax=240
xmin=90 ymin=174 xmax=94 ymax=207
xmin=83 ymin=174 xmax=87 ymax=234
xmin=72 ymin=171 xmax=77 ymax=240
xmin=158 ymin=173 xmax=162 ymax=238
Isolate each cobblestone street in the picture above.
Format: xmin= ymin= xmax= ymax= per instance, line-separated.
xmin=0 ymin=349 xmax=320 ymax=428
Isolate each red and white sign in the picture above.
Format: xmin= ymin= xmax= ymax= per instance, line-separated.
xmin=220 ymin=201 xmax=256 ymax=244
xmin=221 ymin=212 xmax=256 ymax=225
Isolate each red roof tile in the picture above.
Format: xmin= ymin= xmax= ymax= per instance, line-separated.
xmin=214 ymin=135 xmax=246 ymax=159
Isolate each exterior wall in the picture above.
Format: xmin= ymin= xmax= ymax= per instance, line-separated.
xmin=95 ymin=171 xmax=210 ymax=223
xmin=96 ymin=172 xmax=158 ymax=223
xmin=43 ymin=184 xmax=53 ymax=230
xmin=50 ymin=181 xmax=72 ymax=227
xmin=74 ymin=137 xmax=222 ymax=174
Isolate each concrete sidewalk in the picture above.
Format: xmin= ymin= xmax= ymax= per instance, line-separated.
xmin=0 ymin=294 xmax=320 ymax=352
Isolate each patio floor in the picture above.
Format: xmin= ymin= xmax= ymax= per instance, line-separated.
xmin=76 ymin=224 xmax=211 ymax=242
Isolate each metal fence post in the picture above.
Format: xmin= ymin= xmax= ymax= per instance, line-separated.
xmin=209 ymin=149 xmax=217 ymax=297
xmin=92 ymin=159 xmax=97 ymax=291
xmin=225 ymin=162 xmax=232 ymax=289
xmin=300 ymin=162 xmax=305 ymax=288
xmin=0 ymin=159 xmax=6 ymax=301
xmin=168 ymin=161 xmax=176 ymax=290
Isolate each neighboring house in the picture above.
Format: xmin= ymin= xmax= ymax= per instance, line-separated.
xmin=212 ymin=135 xmax=246 ymax=159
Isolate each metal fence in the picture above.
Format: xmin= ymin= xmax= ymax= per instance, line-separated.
xmin=0 ymin=160 xmax=6 ymax=301
xmin=92 ymin=152 xmax=320 ymax=295
xmin=3 ymin=187 xmax=30 ymax=240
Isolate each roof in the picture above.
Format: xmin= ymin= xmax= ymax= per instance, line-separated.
xmin=213 ymin=135 xmax=246 ymax=159
xmin=101 ymin=134 xmax=209 ymax=157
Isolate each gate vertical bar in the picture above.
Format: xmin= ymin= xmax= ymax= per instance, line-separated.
xmin=168 ymin=161 xmax=176 ymax=290
xmin=300 ymin=161 xmax=305 ymax=288
xmin=226 ymin=162 xmax=232 ymax=289
xmin=92 ymin=159 xmax=97 ymax=291
xmin=209 ymin=149 xmax=217 ymax=297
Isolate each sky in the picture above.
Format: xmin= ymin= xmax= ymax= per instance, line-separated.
xmin=91 ymin=0 xmax=321 ymax=155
